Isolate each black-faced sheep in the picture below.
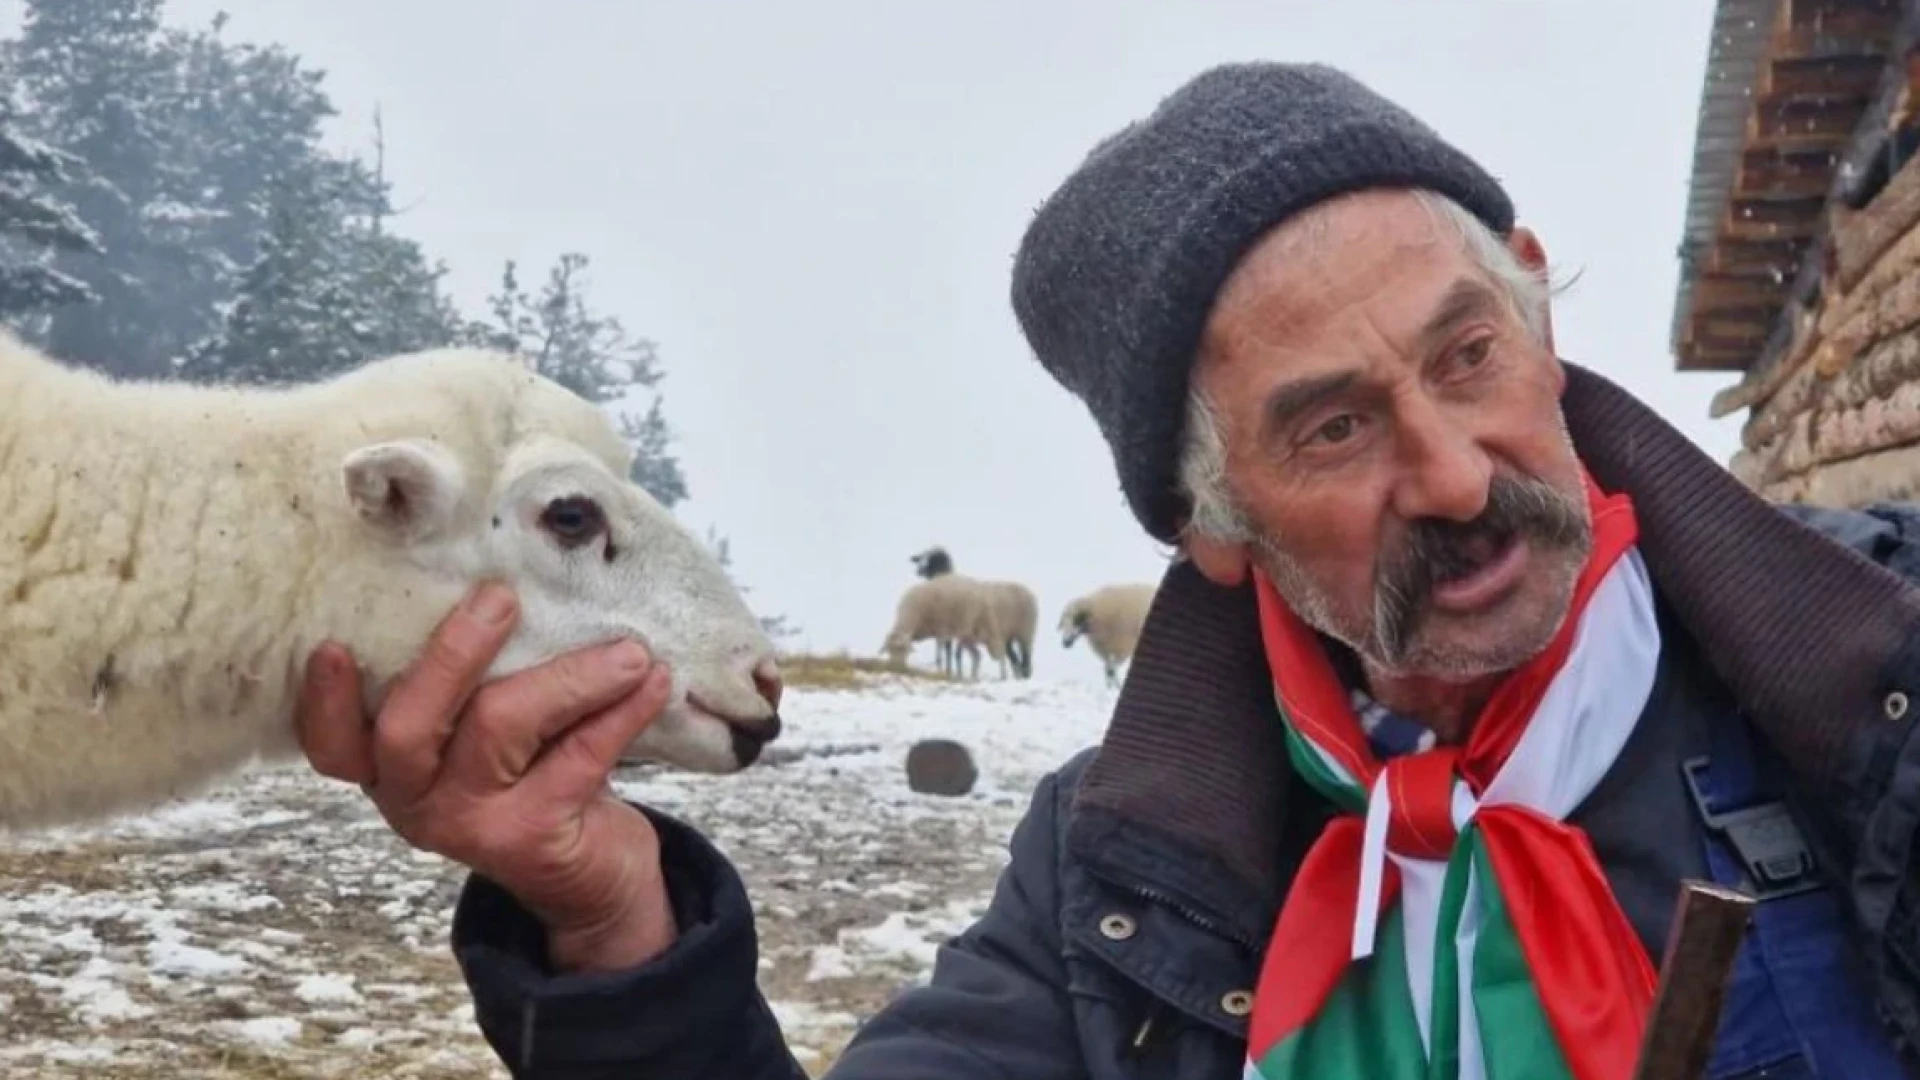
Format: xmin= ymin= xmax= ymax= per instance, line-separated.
xmin=907 ymin=545 xmax=1037 ymax=679
xmin=1059 ymin=582 xmax=1159 ymax=688
xmin=0 ymin=331 xmax=784 ymax=831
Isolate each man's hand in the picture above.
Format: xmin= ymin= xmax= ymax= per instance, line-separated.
xmin=292 ymin=581 xmax=679 ymax=973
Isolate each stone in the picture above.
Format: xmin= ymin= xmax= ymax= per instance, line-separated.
xmin=905 ymin=738 xmax=977 ymax=797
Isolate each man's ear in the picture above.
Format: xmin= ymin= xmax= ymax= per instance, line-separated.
xmin=1506 ymin=224 xmax=1557 ymax=354
xmin=341 ymin=439 xmax=466 ymax=542
xmin=1183 ymin=531 xmax=1252 ymax=588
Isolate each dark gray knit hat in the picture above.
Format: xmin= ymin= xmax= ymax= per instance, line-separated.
xmin=1011 ymin=62 xmax=1515 ymax=543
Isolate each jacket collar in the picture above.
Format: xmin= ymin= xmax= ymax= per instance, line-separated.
xmin=1064 ymin=360 xmax=1920 ymax=937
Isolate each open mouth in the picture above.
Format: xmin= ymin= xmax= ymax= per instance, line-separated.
xmin=1427 ymin=532 xmax=1530 ymax=614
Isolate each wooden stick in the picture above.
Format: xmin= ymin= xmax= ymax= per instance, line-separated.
xmin=1631 ymin=880 xmax=1757 ymax=1080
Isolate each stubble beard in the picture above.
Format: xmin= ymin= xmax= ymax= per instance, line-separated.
xmin=1253 ymin=471 xmax=1593 ymax=683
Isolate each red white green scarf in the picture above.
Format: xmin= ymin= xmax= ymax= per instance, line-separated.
xmin=1243 ymin=473 xmax=1662 ymax=1080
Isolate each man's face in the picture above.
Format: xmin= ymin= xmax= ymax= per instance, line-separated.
xmin=1186 ymin=189 xmax=1591 ymax=682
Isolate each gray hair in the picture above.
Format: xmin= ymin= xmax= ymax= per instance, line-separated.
xmin=1175 ymin=189 xmax=1558 ymax=545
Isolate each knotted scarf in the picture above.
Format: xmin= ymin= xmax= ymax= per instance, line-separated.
xmin=1243 ymin=473 xmax=1662 ymax=1080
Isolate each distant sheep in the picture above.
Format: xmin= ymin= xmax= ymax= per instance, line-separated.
xmin=908 ymin=545 xmax=1037 ymax=679
xmin=881 ymin=573 xmax=1007 ymax=680
xmin=0 ymin=332 xmax=784 ymax=831
xmin=985 ymin=581 xmax=1037 ymax=679
xmin=1059 ymin=583 xmax=1158 ymax=688
xmin=907 ymin=546 xmax=965 ymax=675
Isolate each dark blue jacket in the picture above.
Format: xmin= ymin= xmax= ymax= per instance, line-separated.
xmin=450 ymin=367 xmax=1920 ymax=1078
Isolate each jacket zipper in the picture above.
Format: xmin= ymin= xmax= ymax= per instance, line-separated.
xmin=1110 ymin=884 xmax=1260 ymax=1058
xmin=1122 ymin=883 xmax=1258 ymax=950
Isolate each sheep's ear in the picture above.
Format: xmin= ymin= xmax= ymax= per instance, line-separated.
xmin=341 ymin=439 xmax=466 ymax=541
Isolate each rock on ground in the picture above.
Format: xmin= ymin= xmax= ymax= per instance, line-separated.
xmin=904 ymin=738 xmax=978 ymax=796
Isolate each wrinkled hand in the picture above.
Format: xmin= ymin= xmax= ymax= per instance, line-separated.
xmin=293 ymin=581 xmax=678 ymax=973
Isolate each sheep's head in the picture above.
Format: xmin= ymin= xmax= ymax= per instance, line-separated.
xmin=909 ymin=546 xmax=953 ymax=579
xmin=333 ymin=351 xmax=783 ymax=774
xmin=1058 ymin=600 xmax=1092 ymax=649
xmin=881 ymin=635 xmax=912 ymax=667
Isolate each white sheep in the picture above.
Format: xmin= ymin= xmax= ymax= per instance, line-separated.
xmin=0 ymin=331 xmax=784 ymax=831
xmin=880 ymin=573 xmax=1006 ymax=680
xmin=907 ymin=545 xmax=1037 ymax=679
xmin=985 ymin=580 xmax=1037 ymax=679
xmin=1059 ymin=582 xmax=1159 ymax=688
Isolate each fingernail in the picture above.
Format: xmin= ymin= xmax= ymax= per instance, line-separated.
xmin=466 ymin=582 xmax=516 ymax=625
xmin=309 ymin=643 xmax=343 ymax=684
xmin=609 ymin=640 xmax=651 ymax=675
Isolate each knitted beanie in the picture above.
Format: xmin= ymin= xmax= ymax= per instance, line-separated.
xmin=1010 ymin=62 xmax=1515 ymax=543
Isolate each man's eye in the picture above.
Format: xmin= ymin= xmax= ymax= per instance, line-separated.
xmin=1313 ymin=414 xmax=1357 ymax=444
xmin=1455 ymin=336 xmax=1492 ymax=369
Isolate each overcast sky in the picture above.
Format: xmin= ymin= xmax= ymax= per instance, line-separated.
xmin=16 ymin=0 xmax=1739 ymax=683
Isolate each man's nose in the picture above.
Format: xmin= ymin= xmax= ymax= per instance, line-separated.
xmin=1389 ymin=398 xmax=1491 ymax=523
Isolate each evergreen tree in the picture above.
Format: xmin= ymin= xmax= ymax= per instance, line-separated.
xmin=473 ymin=253 xmax=690 ymax=507
xmin=5 ymin=1 xmax=343 ymax=376
xmin=175 ymin=155 xmax=465 ymax=387
xmin=6 ymin=0 xmax=190 ymax=373
xmin=173 ymin=173 xmax=358 ymax=384
xmin=0 ymin=91 xmax=99 ymax=325
xmin=155 ymin=11 xmax=337 ymax=326
xmin=343 ymin=115 xmax=468 ymax=362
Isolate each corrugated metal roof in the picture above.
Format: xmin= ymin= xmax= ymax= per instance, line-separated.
xmin=1670 ymin=0 xmax=1783 ymax=355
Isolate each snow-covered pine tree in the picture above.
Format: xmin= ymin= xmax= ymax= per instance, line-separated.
xmin=7 ymin=0 xmax=210 ymax=375
xmin=345 ymin=111 xmax=468 ymax=361
xmin=471 ymin=253 xmax=690 ymax=507
xmin=174 ymin=153 xmax=467 ymax=387
xmin=172 ymin=171 xmax=357 ymax=385
xmin=0 ymin=90 xmax=99 ymax=326
xmin=5 ymin=2 xmax=364 ymax=377
xmin=154 ymin=12 xmax=338 ymax=333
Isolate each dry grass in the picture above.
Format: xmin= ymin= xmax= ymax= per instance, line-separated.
xmin=776 ymin=651 xmax=952 ymax=690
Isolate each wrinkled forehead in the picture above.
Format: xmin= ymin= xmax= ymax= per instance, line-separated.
xmin=1199 ymin=190 xmax=1489 ymax=372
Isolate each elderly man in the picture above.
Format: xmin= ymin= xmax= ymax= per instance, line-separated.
xmin=295 ymin=64 xmax=1920 ymax=1077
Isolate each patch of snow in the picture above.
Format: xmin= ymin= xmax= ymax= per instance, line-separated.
xmin=293 ymin=973 xmax=360 ymax=1004
xmin=167 ymin=882 xmax=281 ymax=914
xmin=218 ymin=1016 xmax=303 ymax=1046
xmin=45 ymin=927 xmax=98 ymax=953
xmin=54 ymin=959 xmax=151 ymax=1023
xmin=805 ymin=945 xmax=854 ymax=982
xmin=147 ymin=937 xmax=247 ymax=977
xmin=43 ymin=1041 xmax=120 ymax=1065
xmin=840 ymin=912 xmax=944 ymax=968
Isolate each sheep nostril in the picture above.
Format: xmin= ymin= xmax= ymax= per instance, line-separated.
xmin=752 ymin=658 xmax=784 ymax=712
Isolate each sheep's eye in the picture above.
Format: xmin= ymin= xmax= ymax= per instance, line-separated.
xmin=539 ymin=495 xmax=606 ymax=549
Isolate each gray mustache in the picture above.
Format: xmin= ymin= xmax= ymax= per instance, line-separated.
xmin=1373 ymin=475 xmax=1590 ymax=659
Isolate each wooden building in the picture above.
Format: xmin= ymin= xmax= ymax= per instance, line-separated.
xmin=1671 ymin=0 xmax=1920 ymax=505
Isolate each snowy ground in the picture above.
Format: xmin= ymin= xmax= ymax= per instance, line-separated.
xmin=0 ymin=665 xmax=1115 ymax=1078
